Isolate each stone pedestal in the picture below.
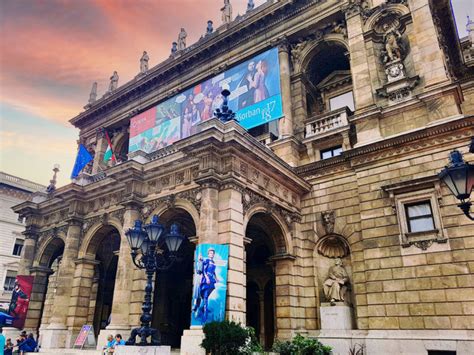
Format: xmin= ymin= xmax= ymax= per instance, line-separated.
xmin=180 ymin=328 xmax=205 ymax=355
xmin=114 ymin=345 xmax=171 ymax=354
xmin=320 ymin=303 xmax=353 ymax=330
xmin=40 ymin=325 xmax=69 ymax=349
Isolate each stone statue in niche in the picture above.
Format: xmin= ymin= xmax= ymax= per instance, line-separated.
xmin=381 ymin=26 xmax=404 ymax=64
xmin=177 ymin=28 xmax=187 ymax=50
xmin=323 ymin=258 xmax=349 ymax=305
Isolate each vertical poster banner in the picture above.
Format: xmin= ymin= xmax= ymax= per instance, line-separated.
xmin=8 ymin=275 xmax=34 ymax=329
xmin=190 ymin=244 xmax=229 ymax=326
xmin=129 ymin=47 xmax=283 ymax=155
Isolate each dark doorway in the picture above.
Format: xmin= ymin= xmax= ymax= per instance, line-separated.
xmin=151 ymin=208 xmax=196 ymax=348
xmin=246 ymin=212 xmax=279 ymax=350
xmin=92 ymin=229 xmax=120 ymax=336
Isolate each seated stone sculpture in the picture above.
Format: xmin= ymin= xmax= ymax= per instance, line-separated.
xmin=323 ymin=258 xmax=349 ymax=306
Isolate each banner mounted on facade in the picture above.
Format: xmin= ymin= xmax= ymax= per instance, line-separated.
xmin=190 ymin=244 xmax=229 ymax=326
xmin=129 ymin=47 xmax=282 ymax=154
xmin=7 ymin=275 xmax=34 ymax=329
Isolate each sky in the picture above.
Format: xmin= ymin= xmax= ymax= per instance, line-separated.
xmin=0 ymin=0 xmax=471 ymax=188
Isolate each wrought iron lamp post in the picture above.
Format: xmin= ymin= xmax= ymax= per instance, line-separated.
xmin=124 ymin=215 xmax=185 ymax=346
xmin=438 ymin=138 xmax=474 ymax=220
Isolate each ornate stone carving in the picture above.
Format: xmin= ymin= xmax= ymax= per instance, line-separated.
xmin=177 ymin=28 xmax=187 ymax=51
xmin=141 ymin=189 xmax=202 ymax=220
xmin=140 ymin=51 xmax=149 ymax=74
xmin=317 ymin=235 xmax=350 ymax=258
xmin=107 ymin=71 xmax=119 ymax=93
xmin=221 ymin=0 xmax=232 ymax=24
xmin=323 ymin=258 xmax=350 ymax=306
xmin=39 ymin=225 xmax=69 ymax=242
xmin=322 ymin=210 xmax=335 ymax=234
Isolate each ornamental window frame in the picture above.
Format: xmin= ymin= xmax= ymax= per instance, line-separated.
xmin=382 ymin=175 xmax=448 ymax=250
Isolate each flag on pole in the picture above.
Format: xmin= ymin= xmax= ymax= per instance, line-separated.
xmin=103 ymin=131 xmax=116 ymax=163
xmin=71 ymin=144 xmax=93 ymax=179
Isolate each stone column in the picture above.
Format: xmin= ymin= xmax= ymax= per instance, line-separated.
xmin=66 ymin=257 xmax=100 ymax=346
xmin=92 ymin=129 xmax=107 ymax=174
xmin=181 ymin=182 xmax=220 ymax=355
xmin=38 ymin=264 xmax=59 ymax=346
xmin=87 ymin=276 xmax=100 ymax=324
xmin=408 ymin=0 xmax=449 ymax=87
xmin=345 ymin=6 xmax=375 ymax=111
xmin=218 ymin=186 xmax=246 ymax=324
xmin=24 ymin=266 xmax=53 ymax=332
xmin=278 ymin=38 xmax=294 ymax=138
xmin=273 ymin=255 xmax=296 ymax=340
xmin=257 ymin=290 xmax=265 ymax=345
xmin=42 ymin=218 xmax=82 ymax=349
xmin=99 ymin=204 xmax=140 ymax=344
xmin=18 ymin=226 xmax=39 ymax=275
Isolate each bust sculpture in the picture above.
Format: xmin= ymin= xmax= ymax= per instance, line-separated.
xmin=221 ymin=0 xmax=232 ymax=24
xmin=323 ymin=258 xmax=349 ymax=305
xmin=177 ymin=28 xmax=187 ymax=50
xmin=171 ymin=42 xmax=178 ymax=55
xmin=206 ymin=20 xmax=214 ymax=35
xmin=247 ymin=0 xmax=255 ymax=12
xmin=108 ymin=71 xmax=119 ymax=93
xmin=140 ymin=51 xmax=149 ymax=73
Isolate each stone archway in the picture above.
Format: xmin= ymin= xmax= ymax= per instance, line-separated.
xmin=150 ymin=207 xmax=197 ymax=348
xmin=80 ymin=224 xmax=121 ymax=337
xmin=33 ymin=236 xmax=65 ymax=341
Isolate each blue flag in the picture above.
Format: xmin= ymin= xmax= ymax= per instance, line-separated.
xmin=71 ymin=144 xmax=93 ymax=179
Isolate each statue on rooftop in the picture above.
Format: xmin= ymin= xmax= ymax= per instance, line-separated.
xmin=247 ymin=0 xmax=255 ymax=12
xmin=206 ymin=20 xmax=214 ymax=35
xmin=107 ymin=71 xmax=119 ymax=93
xmin=221 ymin=0 xmax=233 ymax=24
xmin=88 ymin=82 xmax=97 ymax=105
xmin=178 ymin=28 xmax=187 ymax=50
xmin=323 ymin=258 xmax=350 ymax=306
xmin=140 ymin=51 xmax=149 ymax=73
xmin=171 ymin=42 xmax=178 ymax=55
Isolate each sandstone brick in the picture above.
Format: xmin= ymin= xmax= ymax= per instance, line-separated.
xmin=462 ymin=302 xmax=474 ymax=315
xmin=366 ymin=269 xmax=393 ymax=281
xmin=435 ymin=302 xmax=463 ymax=315
xmin=456 ymin=274 xmax=474 ymax=287
xmin=441 ymin=263 xmax=470 ymax=276
xmin=416 ymin=265 xmax=442 ymax=277
xmin=367 ymin=292 xmax=396 ymax=305
xmin=424 ymin=316 xmax=451 ymax=329
xmin=383 ymin=279 xmax=406 ymax=292
xmin=431 ymin=276 xmax=458 ymax=289
xmin=399 ymin=316 xmax=425 ymax=329
xmin=409 ymin=303 xmax=435 ymax=316
xmin=368 ymin=317 xmax=399 ymax=329
xmin=405 ymin=278 xmax=431 ymax=290
xmin=418 ymin=289 xmax=446 ymax=302
xmin=368 ymin=305 xmax=386 ymax=317
xmin=446 ymin=288 xmax=474 ymax=301
xmin=385 ymin=304 xmax=409 ymax=316
xmin=396 ymin=291 xmax=420 ymax=303
xmin=449 ymin=316 xmax=474 ymax=329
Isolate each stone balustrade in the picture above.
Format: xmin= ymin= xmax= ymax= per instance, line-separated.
xmin=304 ymin=106 xmax=352 ymax=140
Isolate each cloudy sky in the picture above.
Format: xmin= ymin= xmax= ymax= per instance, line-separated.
xmin=0 ymin=0 xmax=471 ymax=187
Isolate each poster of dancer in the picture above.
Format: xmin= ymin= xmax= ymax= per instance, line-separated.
xmin=129 ymin=47 xmax=282 ymax=154
xmin=7 ymin=275 xmax=34 ymax=329
xmin=190 ymin=244 xmax=229 ymax=326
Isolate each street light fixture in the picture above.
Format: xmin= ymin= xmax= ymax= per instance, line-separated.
xmin=438 ymin=138 xmax=474 ymax=220
xmin=124 ymin=215 xmax=185 ymax=346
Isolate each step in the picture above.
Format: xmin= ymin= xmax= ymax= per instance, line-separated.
xmin=33 ymin=350 xmax=101 ymax=355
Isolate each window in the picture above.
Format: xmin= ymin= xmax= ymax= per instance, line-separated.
xmin=382 ymin=176 xmax=448 ymax=253
xmin=12 ymin=239 xmax=24 ymax=256
xmin=4 ymin=271 xmax=17 ymax=291
xmin=321 ymin=146 xmax=342 ymax=160
xmin=329 ymin=91 xmax=355 ymax=111
xmin=405 ymin=201 xmax=435 ymax=233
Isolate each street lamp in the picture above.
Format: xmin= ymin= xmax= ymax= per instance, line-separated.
xmin=438 ymin=139 xmax=474 ymax=220
xmin=125 ymin=215 xmax=185 ymax=346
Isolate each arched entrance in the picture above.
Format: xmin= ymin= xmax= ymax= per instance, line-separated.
xmin=151 ymin=208 xmax=196 ymax=348
xmin=37 ymin=237 xmax=65 ymax=334
xmin=87 ymin=225 xmax=121 ymax=337
xmin=246 ymin=212 xmax=284 ymax=350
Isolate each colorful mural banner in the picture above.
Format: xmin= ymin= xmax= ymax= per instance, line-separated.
xmin=129 ymin=47 xmax=282 ymax=154
xmin=190 ymin=244 xmax=229 ymax=326
xmin=7 ymin=275 xmax=34 ymax=329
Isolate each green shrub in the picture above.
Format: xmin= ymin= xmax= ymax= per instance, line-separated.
xmin=201 ymin=320 xmax=262 ymax=355
xmin=271 ymin=334 xmax=331 ymax=355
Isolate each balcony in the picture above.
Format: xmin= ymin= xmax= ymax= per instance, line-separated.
xmin=304 ymin=106 xmax=352 ymax=140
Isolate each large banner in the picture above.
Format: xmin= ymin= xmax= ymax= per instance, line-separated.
xmin=190 ymin=244 xmax=229 ymax=326
xmin=7 ymin=275 xmax=34 ymax=329
xmin=129 ymin=48 xmax=282 ymax=154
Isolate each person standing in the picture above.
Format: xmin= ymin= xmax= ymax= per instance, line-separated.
xmin=0 ymin=328 xmax=6 ymax=355
xmin=4 ymin=337 xmax=14 ymax=355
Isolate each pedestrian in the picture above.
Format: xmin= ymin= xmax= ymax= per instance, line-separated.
xmin=114 ymin=334 xmax=125 ymax=346
xmin=0 ymin=328 xmax=5 ymax=354
xmin=17 ymin=333 xmax=37 ymax=354
xmin=103 ymin=334 xmax=115 ymax=354
xmin=4 ymin=337 xmax=14 ymax=355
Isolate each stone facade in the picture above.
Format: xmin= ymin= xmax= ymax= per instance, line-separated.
xmin=0 ymin=172 xmax=44 ymax=306
xmin=12 ymin=0 xmax=474 ymax=354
